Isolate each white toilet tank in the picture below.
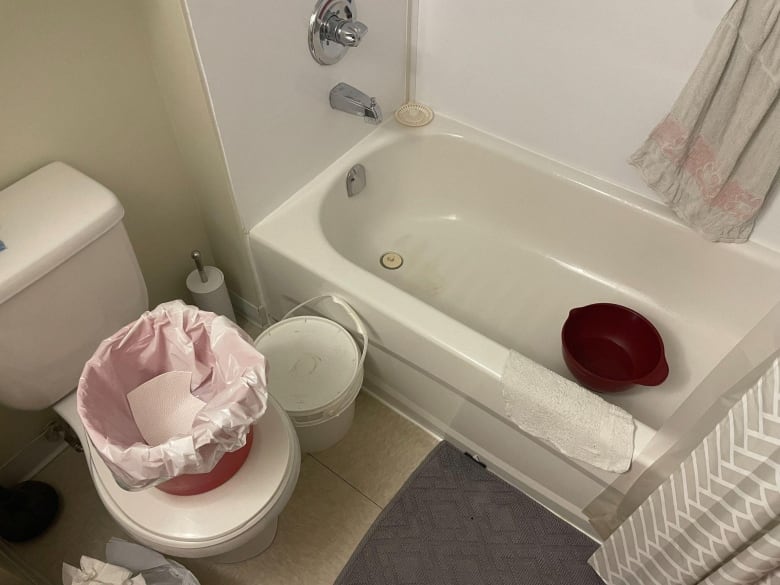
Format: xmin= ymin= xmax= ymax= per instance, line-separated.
xmin=0 ymin=162 xmax=148 ymax=410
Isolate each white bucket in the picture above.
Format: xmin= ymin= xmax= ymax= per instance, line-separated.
xmin=253 ymin=295 xmax=367 ymax=453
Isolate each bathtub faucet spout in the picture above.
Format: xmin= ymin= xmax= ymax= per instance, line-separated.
xmin=330 ymin=83 xmax=382 ymax=124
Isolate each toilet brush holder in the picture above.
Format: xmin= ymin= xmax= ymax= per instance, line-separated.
xmin=186 ymin=250 xmax=236 ymax=321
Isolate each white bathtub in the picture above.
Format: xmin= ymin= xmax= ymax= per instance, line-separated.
xmin=249 ymin=116 xmax=780 ymax=537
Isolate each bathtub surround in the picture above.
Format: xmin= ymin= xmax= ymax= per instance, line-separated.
xmin=184 ymin=0 xmax=406 ymax=228
xmin=335 ymin=442 xmax=603 ymax=585
xmin=589 ymin=356 xmax=780 ymax=585
xmin=631 ymin=0 xmax=780 ymax=242
xmin=501 ymin=351 xmax=634 ymax=473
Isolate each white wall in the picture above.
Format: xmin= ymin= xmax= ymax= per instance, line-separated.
xmin=0 ymin=0 xmax=217 ymax=466
xmin=417 ymin=0 xmax=780 ymax=251
xmin=185 ymin=0 xmax=407 ymax=229
xmin=0 ymin=0 xmax=216 ymax=307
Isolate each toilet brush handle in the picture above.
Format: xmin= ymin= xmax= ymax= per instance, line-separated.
xmin=190 ymin=250 xmax=208 ymax=283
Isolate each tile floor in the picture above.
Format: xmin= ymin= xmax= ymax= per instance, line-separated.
xmin=8 ymin=393 xmax=438 ymax=585
xmin=0 ymin=566 xmax=28 ymax=585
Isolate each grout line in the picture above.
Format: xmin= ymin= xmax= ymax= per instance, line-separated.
xmin=362 ymin=385 xmax=442 ymax=442
xmin=308 ymin=454 xmax=385 ymax=511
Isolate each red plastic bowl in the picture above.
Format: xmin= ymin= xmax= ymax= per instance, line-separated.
xmin=562 ymin=303 xmax=668 ymax=393
xmin=155 ymin=429 xmax=254 ymax=496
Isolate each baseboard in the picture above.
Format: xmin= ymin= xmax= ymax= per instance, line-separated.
xmin=229 ymin=291 xmax=267 ymax=327
xmin=0 ymin=423 xmax=66 ymax=487
xmin=0 ymin=543 xmax=49 ymax=585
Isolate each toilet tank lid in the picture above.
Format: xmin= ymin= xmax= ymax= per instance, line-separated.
xmin=0 ymin=162 xmax=124 ymax=304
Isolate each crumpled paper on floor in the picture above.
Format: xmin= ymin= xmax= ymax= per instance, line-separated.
xmin=62 ymin=556 xmax=146 ymax=585
xmin=61 ymin=538 xmax=199 ymax=585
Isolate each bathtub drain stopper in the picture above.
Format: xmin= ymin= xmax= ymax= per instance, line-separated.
xmin=380 ymin=252 xmax=403 ymax=270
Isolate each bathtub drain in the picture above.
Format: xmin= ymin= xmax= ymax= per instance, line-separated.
xmin=380 ymin=252 xmax=403 ymax=270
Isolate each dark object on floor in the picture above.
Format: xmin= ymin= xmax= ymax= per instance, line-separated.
xmin=0 ymin=481 xmax=59 ymax=542
xmin=335 ymin=442 xmax=603 ymax=585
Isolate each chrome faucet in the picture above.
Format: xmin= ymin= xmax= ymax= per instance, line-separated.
xmin=329 ymin=83 xmax=382 ymax=124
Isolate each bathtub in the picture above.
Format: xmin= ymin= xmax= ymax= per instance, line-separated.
xmin=249 ymin=116 xmax=780 ymax=538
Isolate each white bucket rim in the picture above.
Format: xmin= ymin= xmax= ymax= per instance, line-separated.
xmin=254 ymin=296 xmax=367 ymax=427
xmin=255 ymin=316 xmax=360 ymax=419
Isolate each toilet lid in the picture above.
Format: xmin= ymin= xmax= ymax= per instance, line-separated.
xmin=88 ymin=396 xmax=298 ymax=548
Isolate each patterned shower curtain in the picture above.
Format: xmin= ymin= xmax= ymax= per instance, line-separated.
xmin=588 ymin=357 xmax=780 ymax=585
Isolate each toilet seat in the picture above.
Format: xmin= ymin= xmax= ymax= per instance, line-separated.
xmin=63 ymin=394 xmax=300 ymax=559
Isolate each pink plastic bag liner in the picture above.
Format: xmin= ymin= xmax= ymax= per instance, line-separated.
xmin=77 ymin=301 xmax=268 ymax=490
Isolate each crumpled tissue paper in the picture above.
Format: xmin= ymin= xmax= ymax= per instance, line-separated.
xmin=62 ymin=556 xmax=145 ymax=585
xmin=61 ymin=538 xmax=199 ymax=585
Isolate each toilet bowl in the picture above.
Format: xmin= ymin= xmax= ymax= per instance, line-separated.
xmin=55 ymin=392 xmax=300 ymax=562
xmin=0 ymin=162 xmax=300 ymax=562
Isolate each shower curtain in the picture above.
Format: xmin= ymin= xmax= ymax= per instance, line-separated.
xmin=631 ymin=0 xmax=780 ymax=242
xmin=588 ymin=355 xmax=780 ymax=585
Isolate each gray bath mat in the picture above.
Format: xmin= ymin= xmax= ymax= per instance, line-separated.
xmin=335 ymin=442 xmax=604 ymax=585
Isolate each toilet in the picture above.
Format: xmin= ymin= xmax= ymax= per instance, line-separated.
xmin=0 ymin=162 xmax=300 ymax=562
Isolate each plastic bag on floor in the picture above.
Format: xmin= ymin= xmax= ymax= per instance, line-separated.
xmin=105 ymin=538 xmax=200 ymax=585
xmin=62 ymin=556 xmax=146 ymax=585
xmin=77 ymin=301 xmax=268 ymax=490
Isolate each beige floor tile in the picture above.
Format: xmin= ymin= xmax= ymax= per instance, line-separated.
xmin=0 ymin=565 xmax=33 ymax=585
xmin=312 ymin=393 xmax=439 ymax=507
xmin=184 ymin=456 xmax=380 ymax=585
xmin=10 ymin=449 xmax=129 ymax=584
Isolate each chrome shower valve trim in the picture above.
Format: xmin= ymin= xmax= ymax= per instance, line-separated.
xmin=309 ymin=0 xmax=368 ymax=65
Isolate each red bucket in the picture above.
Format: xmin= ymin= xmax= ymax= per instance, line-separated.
xmin=562 ymin=303 xmax=668 ymax=393
xmin=155 ymin=429 xmax=254 ymax=496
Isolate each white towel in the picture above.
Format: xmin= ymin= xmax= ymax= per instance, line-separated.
xmin=501 ymin=351 xmax=635 ymax=473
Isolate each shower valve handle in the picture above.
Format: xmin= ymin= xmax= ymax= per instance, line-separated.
xmin=324 ymin=16 xmax=368 ymax=47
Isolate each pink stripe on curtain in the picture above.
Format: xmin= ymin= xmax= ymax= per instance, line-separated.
xmin=631 ymin=0 xmax=780 ymax=242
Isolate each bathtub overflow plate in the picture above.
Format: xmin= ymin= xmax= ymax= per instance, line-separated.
xmin=380 ymin=252 xmax=403 ymax=270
